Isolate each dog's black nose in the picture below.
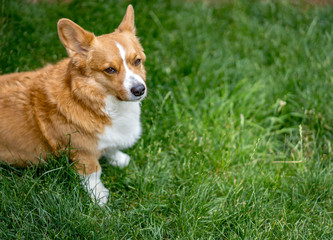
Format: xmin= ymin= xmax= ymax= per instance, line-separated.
xmin=131 ymin=84 xmax=145 ymax=97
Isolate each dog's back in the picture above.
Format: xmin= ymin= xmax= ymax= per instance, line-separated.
xmin=0 ymin=69 xmax=47 ymax=164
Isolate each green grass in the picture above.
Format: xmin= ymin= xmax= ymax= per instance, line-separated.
xmin=1 ymin=0 xmax=333 ymax=238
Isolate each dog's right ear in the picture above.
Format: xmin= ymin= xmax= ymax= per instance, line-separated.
xmin=57 ymin=19 xmax=95 ymax=58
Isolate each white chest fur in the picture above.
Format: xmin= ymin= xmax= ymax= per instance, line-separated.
xmin=98 ymin=95 xmax=142 ymax=151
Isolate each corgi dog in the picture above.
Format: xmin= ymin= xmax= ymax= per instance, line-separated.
xmin=0 ymin=5 xmax=146 ymax=206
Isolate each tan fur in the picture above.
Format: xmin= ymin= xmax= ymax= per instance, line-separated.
xmin=0 ymin=5 xmax=146 ymax=175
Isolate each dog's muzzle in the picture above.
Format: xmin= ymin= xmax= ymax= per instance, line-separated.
xmin=131 ymin=83 xmax=146 ymax=97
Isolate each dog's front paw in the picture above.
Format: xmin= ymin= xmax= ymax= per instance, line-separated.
xmin=106 ymin=150 xmax=130 ymax=169
xmin=83 ymin=171 xmax=109 ymax=207
xmin=92 ymin=182 xmax=109 ymax=207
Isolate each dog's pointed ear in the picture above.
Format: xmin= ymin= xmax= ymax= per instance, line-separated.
xmin=116 ymin=5 xmax=136 ymax=34
xmin=57 ymin=18 xmax=95 ymax=57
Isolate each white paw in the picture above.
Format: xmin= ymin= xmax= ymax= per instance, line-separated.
xmin=83 ymin=170 xmax=109 ymax=207
xmin=106 ymin=150 xmax=131 ymax=169
xmin=91 ymin=182 xmax=109 ymax=207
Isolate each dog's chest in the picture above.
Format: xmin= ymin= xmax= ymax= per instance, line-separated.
xmin=98 ymin=96 xmax=142 ymax=150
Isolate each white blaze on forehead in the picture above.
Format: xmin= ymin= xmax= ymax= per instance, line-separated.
xmin=115 ymin=42 xmax=145 ymax=86
xmin=116 ymin=42 xmax=130 ymax=75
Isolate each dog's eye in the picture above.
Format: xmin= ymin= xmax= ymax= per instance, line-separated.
xmin=104 ymin=67 xmax=116 ymax=74
xmin=134 ymin=59 xmax=141 ymax=66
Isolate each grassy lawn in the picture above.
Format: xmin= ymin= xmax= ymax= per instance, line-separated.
xmin=1 ymin=0 xmax=333 ymax=238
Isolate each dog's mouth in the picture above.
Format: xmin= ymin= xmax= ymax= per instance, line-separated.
xmin=115 ymin=91 xmax=147 ymax=102
xmin=127 ymin=92 xmax=147 ymax=102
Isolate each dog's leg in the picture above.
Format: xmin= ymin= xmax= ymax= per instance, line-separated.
xmin=76 ymin=154 xmax=109 ymax=207
xmin=103 ymin=148 xmax=130 ymax=169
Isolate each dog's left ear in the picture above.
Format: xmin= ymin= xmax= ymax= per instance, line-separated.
xmin=116 ymin=5 xmax=136 ymax=34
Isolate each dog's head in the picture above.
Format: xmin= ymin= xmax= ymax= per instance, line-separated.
xmin=57 ymin=5 xmax=146 ymax=101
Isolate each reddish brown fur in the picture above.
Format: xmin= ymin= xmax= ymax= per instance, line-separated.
xmin=0 ymin=5 xmax=146 ymax=175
